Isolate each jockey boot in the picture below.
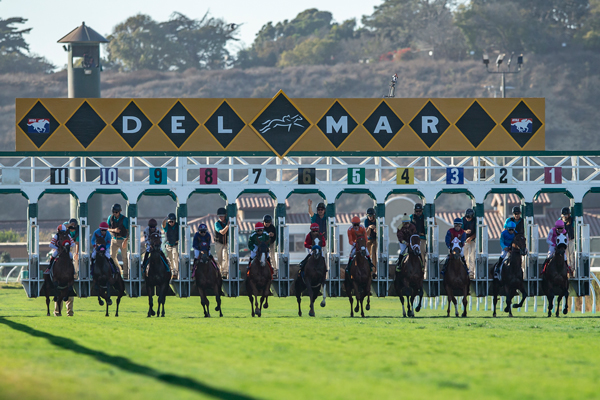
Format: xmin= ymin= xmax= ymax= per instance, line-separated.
xmin=141 ymin=252 xmax=149 ymax=277
xmin=298 ymin=254 xmax=310 ymax=275
xmin=44 ymin=257 xmax=56 ymax=274
xmin=396 ymin=254 xmax=404 ymax=273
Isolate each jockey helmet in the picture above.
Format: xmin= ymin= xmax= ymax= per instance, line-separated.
xmin=414 ymin=203 xmax=423 ymax=211
xmin=148 ymin=218 xmax=157 ymax=227
xmin=111 ymin=203 xmax=122 ymax=213
xmin=99 ymin=222 xmax=109 ymax=230
xmin=401 ymin=213 xmax=410 ymax=224
xmin=69 ymin=218 xmax=78 ymax=226
xmin=255 ymin=222 xmax=265 ymax=230
xmin=465 ymin=208 xmax=474 ymax=218
xmin=453 ymin=218 xmax=463 ymax=225
xmin=317 ymin=202 xmax=326 ymax=210
xmin=167 ymin=213 xmax=176 ymax=221
xmin=561 ymin=207 xmax=570 ymax=216
xmin=351 ymin=216 xmax=361 ymax=225
xmin=512 ymin=206 xmax=521 ymax=214
xmin=555 ymin=219 xmax=565 ymax=229
xmin=57 ymin=224 xmax=66 ymax=232
xmin=366 ymin=207 xmax=375 ymax=216
xmin=217 ymin=207 xmax=227 ymax=216
xmin=506 ymin=221 xmax=516 ymax=230
xmin=310 ymin=223 xmax=320 ymax=231
xmin=263 ymin=214 xmax=272 ymax=223
xmin=198 ymin=223 xmax=207 ymax=232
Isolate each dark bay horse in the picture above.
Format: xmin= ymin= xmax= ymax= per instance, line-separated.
xmin=492 ymin=233 xmax=528 ymax=317
xmin=542 ymin=234 xmax=569 ymax=317
xmin=295 ymin=242 xmax=327 ymax=317
xmin=344 ymin=235 xmax=371 ymax=318
xmin=92 ymin=244 xmax=125 ymax=317
xmin=43 ymin=230 xmax=75 ymax=316
xmin=443 ymin=238 xmax=470 ymax=317
xmin=394 ymin=235 xmax=424 ymax=317
xmin=145 ymin=232 xmax=171 ymax=317
xmin=194 ymin=250 xmax=224 ymax=318
xmin=246 ymin=242 xmax=271 ymax=317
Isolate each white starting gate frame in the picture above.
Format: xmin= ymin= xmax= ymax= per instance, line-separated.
xmin=0 ymin=151 xmax=596 ymax=302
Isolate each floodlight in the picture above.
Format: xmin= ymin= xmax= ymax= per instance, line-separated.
xmin=496 ymin=54 xmax=505 ymax=67
xmin=483 ymin=54 xmax=489 ymax=66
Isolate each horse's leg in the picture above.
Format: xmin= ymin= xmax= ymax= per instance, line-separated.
xmin=205 ymin=292 xmax=211 ymax=318
xmin=444 ymin=284 xmax=452 ymax=317
xmin=147 ymin=283 xmax=155 ymax=317
xmin=492 ymin=281 xmax=499 ymax=317
xmin=514 ymin=281 xmax=528 ymax=309
xmin=563 ymin=283 xmax=569 ymax=315
xmin=249 ymin=280 xmax=261 ymax=317
xmin=546 ymin=288 xmax=554 ymax=318
xmin=415 ymin=286 xmax=424 ymax=313
xmin=295 ymin=278 xmax=304 ymax=317
xmin=306 ymin=278 xmax=315 ymax=317
xmin=105 ymin=297 xmax=109 ymax=317
xmin=106 ymin=283 xmax=112 ymax=306
xmin=348 ymin=283 xmax=354 ymax=318
xmin=115 ymin=284 xmax=122 ymax=317
xmin=505 ymin=290 xmax=514 ymax=317
xmin=199 ymin=287 xmax=208 ymax=317
xmin=400 ymin=295 xmax=406 ymax=318
xmin=45 ymin=288 xmax=51 ymax=316
xmin=555 ymin=291 xmax=562 ymax=318
xmin=353 ymin=281 xmax=361 ymax=313
xmin=215 ymin=282 xmax=223 ymax=317
xmin=159 ymin=282 xmax=167 ymax=317
xmin=248 ymin=294 xmax=255 ymax=317
xmin=461 ymin=286 xmax=468 ymax=318
xmin=320 ymin=280 xmax=327 ymax=308
xmin=366 ymin=289 xmax=371 ymax=312
xmin=358 ymin=289 xmax=365 ymax=318
xmin=258 ymin=292 xmax=266 ymax=318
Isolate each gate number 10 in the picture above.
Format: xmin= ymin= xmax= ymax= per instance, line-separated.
xmin=100 ymin=168 xmax=118 ymax=185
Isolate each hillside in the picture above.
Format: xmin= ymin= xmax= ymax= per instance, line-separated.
xmin=1 ymin=49 xmax=599 ymax=152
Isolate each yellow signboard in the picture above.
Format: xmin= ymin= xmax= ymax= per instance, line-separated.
xmin=396 ymin=168 xmax=415 ymax=185
xmin=15 ymin=91 xmax=544 ymax=155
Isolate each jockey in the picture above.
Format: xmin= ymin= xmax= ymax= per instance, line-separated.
xmin=90 ymin=222 xmax=114 ymax=275
xmin=142 ymin=218 xmax=169 ymax=274
xmin=248 ymin=222 xmax=272 ymax=272
xmin=543 ymin=219 xmax=570 ymax=273
xmin=298 ymin=223 xmax=326 ymax=274
xmin=346 ymin=216 xmax=376 ymax=280
xmin=44 ymin=224 xmax=76 ymax=274
xmin=441 ymin=218 xmax=468 ymax=275
xmin=396 ymin=214 xmax=417 ymax=270
xmin=192 ymin=223 xmax=213 ymax=259
xmin=506 ymin=206 xmax=525 ymax=235
xmin=493 ymin=220 xmax=516 ymax=279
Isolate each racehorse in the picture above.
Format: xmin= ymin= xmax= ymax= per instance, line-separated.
xmin=246 ymin=242 xmax=272 ymax=317
xmin=542 ymin=233 xmax=569 ymax=317
xmin=344 ymin=235 xmax=371 ymax=318
xmin=194 ymin=250 xmax=224 ymax=318
xmin=443 ymin=237 xmax=470 ymax=317
xmin=295 ymin=239 xmax=327 ymax=317
xmin=145 ymin=232 xmax=171 ymax=317
xmin=491 ymin=233 xmax=528 ymax=317
xmin=43 ymin=230 xmax=75 ymax=316
xmin=394 ymin=235 xmax=424 ymax=318
xmin=92 ymin=243 xmax=125 ymax=317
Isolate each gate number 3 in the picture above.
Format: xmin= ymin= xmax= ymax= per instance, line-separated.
xmin=446 ymin=167 xmax=464 ymax=184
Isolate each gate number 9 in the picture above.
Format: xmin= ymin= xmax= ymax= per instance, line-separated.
xmin=446 ymin=167 xmax=464 ymax=184
xmin=150 ymin=168 xmax=167 ymax=185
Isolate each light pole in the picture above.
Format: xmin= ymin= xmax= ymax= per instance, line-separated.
xmin=483 ymin=52 xmax=523 ymax=98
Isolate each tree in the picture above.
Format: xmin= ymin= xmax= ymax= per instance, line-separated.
xmin=579 ymin=0 xmax=600 ymax=49
xmin=106 ymin=12 xmax=239 ymax=71
xmin=0 ymin=15 xmax=54 ymax=73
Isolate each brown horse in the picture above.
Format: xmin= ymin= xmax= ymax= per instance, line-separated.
xmin=246 ymin=242 xmax=271 ymax=317
xmin=92 ymin=243 xmax=125 ymax=317
xmin=194 ymin=250 xmax=224 ymax=318
xmin=443 ymin=238 xmax=470 ymax=317
xmin=542 ymin=234 xmax=569 ymax=317
xmin=295 ymin=241 xmax=327 ymax=317
xmin=43 ymin=230 xmax=75 ymax=316
xmin=491 ymin=233 xmax=528 ymax=317
xmin=394 ymin=235 xmax=424 ymax=317
xmin=345 ymin=235 xmax=371 ymax=317
xmin=145 ymin=232 xmax=171 ymax=317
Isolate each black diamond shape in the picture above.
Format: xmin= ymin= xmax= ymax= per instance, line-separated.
xmin=363 ymin=101 xmax=404 ymax=148
xmin=205 ymin=101 xmax=245 ymax=149
xmin=251 ymin=92 xmax=309 ymax=156
xmin=111 ymin=101 xmax=153 ymax=149
xmin=409 ymin=101 xmax=450 ymax=148
xmin=316 ymin=101 xmax=358 ymax=148
xmin=65 ymin=101 xmax=106 ymax=148
xmin=501 ymin=101 xmax=542 ymax=148
xmin=456 ymin=101 xmax=496 ymax=148
xmin=17 ymin=101 xmax=60 ymax=148
xmin=158 ymin=101 xmax=199 ymax=148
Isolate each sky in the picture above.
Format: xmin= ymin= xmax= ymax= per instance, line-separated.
xmin=0 ymin=0 xmax=385 ymax=69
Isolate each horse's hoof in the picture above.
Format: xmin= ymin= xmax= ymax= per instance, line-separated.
xmin=107 ymin=299 xmax=113 ymax=306
xmin=161 ymin=313 xmax=165 ymax=317
xmin=415 ymin=306 xmax=421 ymax=312
xmin=548 ymin=313 xmax=552 ymax=318
xmin=147 ymin=313 xmax=152 ymax=318
xmin=403 ymin=312 xmax=407 ymax=318
xmin=151 ymin=310 xmax=156 ymax=316
xmin=298 ymin=312 xmax=302 ymax=317
xmin=219 ymin=312 xmax=223 ymax=317
xmin=512 ymin=304 xmax=519 ymax=309
xmin=264 ymin=303 xmax=269 ymax=309
xmin=215 ymin=306 xmax=220 ymax=312
xmin=309 ymin=310 xmax=315 ymax=317
xmin=556 ymin=313 xmax=560 ymax=318
xmin=354 ymin=305 xmax=359 ymax=312
xmin=563 ymin=308 xmax=568 ymax=315
xmin=455 ymin=313 xmax=459 ymax=317
xmin=366 ymin=304 xmax=371 ymax=311
xmin=361 ymin=312 xmax=365 ymax=318
xmin=320 ymin=301 xmax=326 ymax=308
xmin=462 ymin=313 xmax=467 ymax=318
xmin=504 ymin=306 xmax=510 ymax=312
xmin=493 ymin=312 xmax=496 ymax=317
xmin=46 ymin=313 xmax=50 ymax=317
xmin=99 ymin=300 xmax=104 ymax=306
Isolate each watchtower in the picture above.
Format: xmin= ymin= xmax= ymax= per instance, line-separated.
xmin=57 ymin=22 xmax=108 ymax=98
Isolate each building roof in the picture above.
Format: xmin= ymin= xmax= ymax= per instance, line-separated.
xmin=236 ymin=195 xmax=290 ymax=210
xmin=57 ymin=22 xmax=109 ymax=43
xmin=490 ymin=193 xmax=550 ymax=208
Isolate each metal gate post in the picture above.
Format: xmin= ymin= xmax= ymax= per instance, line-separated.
xmin=127 ymin=203 xmax=140 ymax=297
xmin=328 ymin=215 xmax=340 ymax=297
xmin=176 ymin=202 xmax=190 ymax=298
xmin=24 ymin=202 xmax=39 ymax=298
xmin=376 ymin=202 xmax=388 ymax=297
xmin=275 ymin=202 xmax=288 ymax=297
xmin=77 ymin=201 xmax=90 ymax=298
xmin=227 ymin=202 xmax=239 ymax=297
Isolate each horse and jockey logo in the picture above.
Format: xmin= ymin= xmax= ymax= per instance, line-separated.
xmin=27 ymin=118 xmax=50 ymax=133
xmin=510 ymin=118 xmax=533 ymax=133
xmin=259 ymin=114 xmax=305 ymax=133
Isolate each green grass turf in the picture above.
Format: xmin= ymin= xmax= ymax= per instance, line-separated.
xmin=1 ymin=284 xmax=599 ymax=400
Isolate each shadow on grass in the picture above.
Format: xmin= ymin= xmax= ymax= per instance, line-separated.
xmin=0 ymin=317 xmax=258 ymax=400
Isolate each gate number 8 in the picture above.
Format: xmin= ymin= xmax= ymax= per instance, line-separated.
xmin=200 ymin=168 xmax=218 ymax=185
xmin=446 ymin=167 xmax=464 ymax=184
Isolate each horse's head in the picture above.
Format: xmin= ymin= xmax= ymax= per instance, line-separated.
xmin=311 ymin=244 xmax=322 ymax=260
xmin=257 ymin=242 xmax=269 ymax=267
xmin=409 ymin=235 xmax=421 ymax=256
xmin=149 ymin=232 xmax=162 ymax=251
xmin=57 ymin=230 xmax=71 ymax=254
xmin=450 ymin=237 xmax=462 ymax=259
xmin=356 ymin=235 xmax=367 ymax=256
xmin=97 ymin=245 xmax=107 ymax=256
xmin=512 ymin=234 xmax=528 ymax=256
xmin=199 ymin=250 xmax=209 ymax=264
xmin=556 ymin=233 xmax=568 ymax=255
